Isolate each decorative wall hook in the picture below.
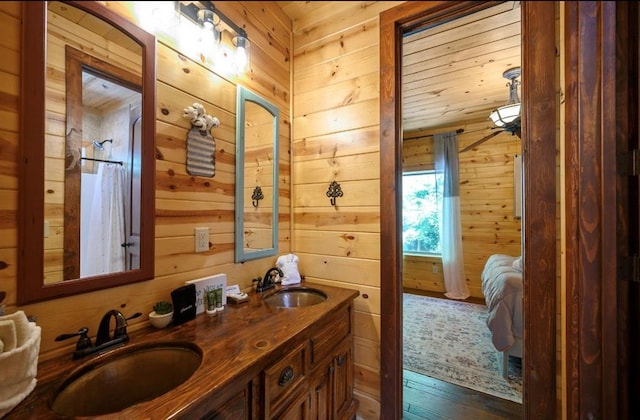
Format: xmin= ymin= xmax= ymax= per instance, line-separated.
xmin=326 ymin=181 xmax=343 ymax=206
xmin=252 ymin=186 xmax=264 ymax=208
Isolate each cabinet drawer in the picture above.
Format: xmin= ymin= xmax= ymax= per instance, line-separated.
xmin=263 ymin=341 xmax=309 ymax=418
xmin=310 ymin=305 xmax=351 ymax=367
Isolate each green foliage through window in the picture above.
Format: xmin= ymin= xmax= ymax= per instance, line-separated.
xmin=402 ymin=171 xmax=441 ymax=254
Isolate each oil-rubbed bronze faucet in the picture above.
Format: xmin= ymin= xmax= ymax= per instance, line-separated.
xmin=96 ymin=310 xmax=130 ymax=345
xmin=253 ymin=267 xmax=284 ymax=293
xmin=263 ymin=267 xmax=283 ymax=290
xmin=55 ymin=310 xmax=142 ymax=359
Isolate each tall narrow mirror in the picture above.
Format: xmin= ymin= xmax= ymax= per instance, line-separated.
xmin=18 ymin=1 xmax=156 ymax=304
xmin=235 ymin=86 xmax=279 ymax=262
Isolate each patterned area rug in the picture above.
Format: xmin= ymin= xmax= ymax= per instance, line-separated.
xmin=403 ymin=293 xmax=522 ymax=403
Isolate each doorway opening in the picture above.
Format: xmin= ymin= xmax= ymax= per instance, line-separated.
xmin=379 ymin=2 xmax=558 ymax=419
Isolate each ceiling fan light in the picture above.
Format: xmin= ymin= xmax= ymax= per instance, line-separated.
xmin=490 ymin=103 xmax=521 ymax=127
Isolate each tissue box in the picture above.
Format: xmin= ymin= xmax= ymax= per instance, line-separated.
xmin=186 ymin=273 xmax=227 ymax=314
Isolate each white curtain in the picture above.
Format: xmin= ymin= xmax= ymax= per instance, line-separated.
xmin=82 ymin=163 xmax=127 ymax=277
xmin=434 ymin=131 xmax=470 ymax=300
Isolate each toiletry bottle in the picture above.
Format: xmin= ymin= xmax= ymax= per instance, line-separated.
xmin=215 ymin=288 xmax=224 ymax=312
xmin=206 ymin=290 xmax=218 ymax=315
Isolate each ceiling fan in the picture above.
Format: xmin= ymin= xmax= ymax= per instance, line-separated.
xmin=460 ymin=67 xmax=521 ymax=153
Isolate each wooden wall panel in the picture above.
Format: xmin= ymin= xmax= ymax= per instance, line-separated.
xmin=290 ymin=2 xmax=401 ymax=417
xmin=2 ymin=2 xmax=291 ymax=360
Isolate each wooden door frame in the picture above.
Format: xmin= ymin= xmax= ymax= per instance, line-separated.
xmin=564 ymin=2 xmax=630 ymax=418
xmin=379 ymin=2 xmax=557 ymax=418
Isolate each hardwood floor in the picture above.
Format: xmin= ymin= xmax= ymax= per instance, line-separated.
xmin=403 ymin=369 xmax=522 ymax=419
xmin=402 ymin=288 xmax=522 ymax=419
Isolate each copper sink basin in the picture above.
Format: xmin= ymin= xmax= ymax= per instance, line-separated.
xmin=264 ymin=287 xmax=328 ymax=308
xmin=50 ymin=341 xmax=202 ymax=417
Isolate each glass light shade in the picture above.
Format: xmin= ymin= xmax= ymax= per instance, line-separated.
xmin=232 ymin=35 xmax=251 ymax=74
xmin=197 ymin=10 xmax=221 ymax=44
xmin=489 ymin=103 xmax=521 ymax=127
xmin=135 ymin=1 xmax=180 ymax=34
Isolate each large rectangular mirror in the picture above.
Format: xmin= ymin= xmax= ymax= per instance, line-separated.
xmin=235 ymin=86 xmax=279 ymax=262
xmin=18 ymin=1 xmax=156 ymax=304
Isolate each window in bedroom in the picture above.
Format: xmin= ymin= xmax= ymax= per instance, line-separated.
xmin=402 ymin=170 xmax=441 ymax=255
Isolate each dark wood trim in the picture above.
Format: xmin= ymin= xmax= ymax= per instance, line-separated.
xmin=18 ymin=1 xmax=46 ymax=302
xmin=18 ymin=1 xmax=156 ymax=305
xmin=63 ymin=46 xmax=83 ymax=280
xmin=380 ymin=2 xmax=557 ymax=418
xmin=564 ymin=2 xmax=629 ymax=418
xmin=520 ymin=2 xmax=558 ymax=418
xmin=619 ymin=5 xmax=639 ymax=418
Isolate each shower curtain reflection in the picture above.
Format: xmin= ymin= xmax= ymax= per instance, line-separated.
xmin=80 ymin=163 xmax=127 ymax=277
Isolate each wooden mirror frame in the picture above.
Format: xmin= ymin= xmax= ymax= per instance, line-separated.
xmin=379 ymin=1 xmax=557 ymax=418
xmin=18 ymin=1 xmax=156 ymax=305
xmin=234 ymin=85 xmax=280 ymax=263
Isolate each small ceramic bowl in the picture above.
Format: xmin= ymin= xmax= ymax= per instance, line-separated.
xmin=148 ymin=311 xmax=173 ymax=328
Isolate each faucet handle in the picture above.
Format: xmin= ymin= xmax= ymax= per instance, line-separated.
xmin=115 ymin=312 xmax=142 ymax=338
xmin=55 ymin=327 xmax=92 ymax=350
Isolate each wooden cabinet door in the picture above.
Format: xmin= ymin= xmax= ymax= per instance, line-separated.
xmin=274 ymin=391 xmax=310 ymax=420
xmin=309 ymin=337 xmax=354 ymax=420
xmin=309 ymin=363 xmax=332 ymax=420
xmin=331 ymin=339 xmax=353 ymax=420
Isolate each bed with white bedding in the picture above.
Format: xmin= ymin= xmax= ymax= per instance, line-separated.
xmin=481 ymin=253 xmax=523 ymax=378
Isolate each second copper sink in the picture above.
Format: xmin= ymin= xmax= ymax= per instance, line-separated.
xmin=264 ymin=287 xmax=328 ymax=308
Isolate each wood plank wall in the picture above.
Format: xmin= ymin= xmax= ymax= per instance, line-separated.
xmin=285 ymin=1 xmax=403 ymax=417
xmin=0 ymin=1 xmax=292 ymax=361
xmin=402 ymin=120 xmax=522 ymax=298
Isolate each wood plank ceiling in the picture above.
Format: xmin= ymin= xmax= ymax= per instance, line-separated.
xmin=401 ymin=1 xmax=522 ymax=134
xmin=279 ymin=1 xmax=521 ymax=134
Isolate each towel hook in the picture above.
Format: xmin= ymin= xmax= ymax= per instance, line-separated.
xmin=252 ymin=186 xmax=264 ymax=208
xmin=326 ymin=181 xmax=343 ymax=206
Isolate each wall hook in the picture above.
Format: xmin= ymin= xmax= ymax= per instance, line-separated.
xmin=326 ymin=181 xmax=343 ymax=206
xmin=252 ymin=186 xmax=264 ymax=208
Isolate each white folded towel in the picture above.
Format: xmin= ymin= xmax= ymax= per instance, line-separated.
xmin=1 ymin=310 xmax=31 ymax=347
xmin=0 ymin=319 xmax=17 ymax=353
xmin=277 ymin=253 xmax=301 ymax=286
xmin=0 ymin=312 xmax=41 ymax=418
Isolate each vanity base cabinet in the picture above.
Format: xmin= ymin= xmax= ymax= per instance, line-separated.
xmin=263 ymin=302 xmax=358 ymax=420
xmin=196 ymin=301 xmax=358 ymax=420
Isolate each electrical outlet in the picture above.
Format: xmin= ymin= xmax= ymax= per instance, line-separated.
xmin=432 ymin=264 xmax=438 ymax=273
xmin=195 ymin=227 xmax=209 ymax=253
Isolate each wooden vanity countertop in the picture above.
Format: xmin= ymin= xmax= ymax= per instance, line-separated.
xmin=6 ymin=282 xmax=359 ymax=419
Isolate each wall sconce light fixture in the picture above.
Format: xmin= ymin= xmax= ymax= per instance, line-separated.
xmin=489 ymin=67 xmax=521 ymax=135
xmin=180 ymin=1 xmax=251 ymax=74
